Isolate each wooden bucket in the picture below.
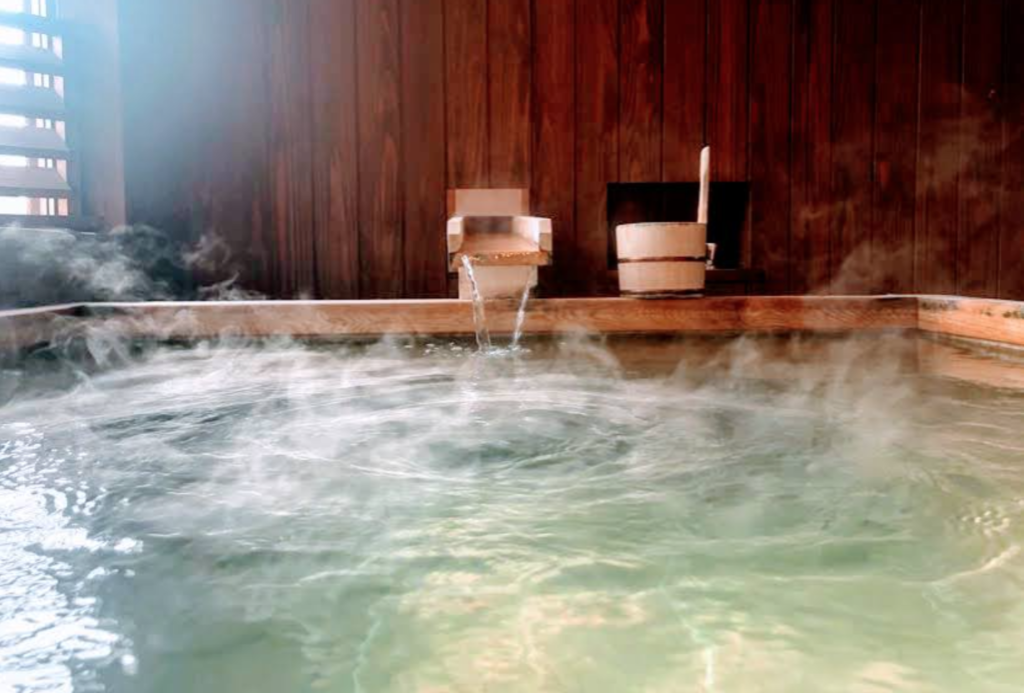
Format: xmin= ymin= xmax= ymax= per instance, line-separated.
xmin=616 ymin=222 xmax=707 ymax=297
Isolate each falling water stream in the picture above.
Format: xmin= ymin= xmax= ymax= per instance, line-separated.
xmin=460 ymin=256 xmax=492 ymax=351
xmin=510 ymin=280 xmax=531 ymax=350
xmin=461 ymin=256 xmax=532 ymax=352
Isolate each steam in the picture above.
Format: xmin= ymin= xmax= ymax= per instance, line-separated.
xmin=0 ymin=224 xmax=262 ymax=309
xmin=1 ymin=331 xmax=1022 ymax=691
xmin=794 ymin=87 xmax=1021 ymax=297
xmin=0 ymin=82 xmax=1022 ymax=689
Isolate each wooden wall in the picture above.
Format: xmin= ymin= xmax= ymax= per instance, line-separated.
xmin=118 ymin=0 xmax=1023 ymax=299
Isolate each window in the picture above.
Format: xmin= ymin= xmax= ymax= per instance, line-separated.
xmin=0 ymin=0 xmax=71 ymax=219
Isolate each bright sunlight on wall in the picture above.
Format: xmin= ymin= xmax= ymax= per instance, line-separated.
xmin=0 ymin=0 xmax=68 ymax=216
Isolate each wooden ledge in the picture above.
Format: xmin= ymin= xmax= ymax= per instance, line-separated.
xmin=916 ymin=296 xmax=1024 ymax=348
xmin=1 ymin=296 xmax=1022 ymax=352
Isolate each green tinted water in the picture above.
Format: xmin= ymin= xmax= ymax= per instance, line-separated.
xmin=1 ymin=334 xmax=1023 ymax=692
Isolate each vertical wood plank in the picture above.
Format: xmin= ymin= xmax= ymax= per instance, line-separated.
xmin=223 ymin=0 xmax=275 ymax=296
xmin=915 ymin=0 xmax=963 ymax=295
xmin=663 ymin=0 xmax=706 ymax=182
xmin=223 ymin=0 xmax=277 ymax=295
xmin=957 ymin=0 xmax=1003 ymax=297
xmin=706 ymin=0 xmax=748 ymax=182
xmin=532 ymin=0 xmax=576 ymax=295
xmin=446 ymin=0 xmax=488 ymax=188
xmin=489 ymin=0 xmax=531 ymax=187
xmin=267 ymin=0 xmax=317 ymax=297
xmin=619 ymin=0 xmax=662 ymax=182
xmin=575 ymin=0 xmax=619 ymax=294
xmin=357 ymin=0 xmax=404 ymax=298
xmin=872 ymin=0 xmax=920 ymax=294
xmin=401 ymin=0 xmax=449 ymax=297
xmin=829 ymin=0 xmax=876 ymax=293
xmin=999 ymin=0 xmax=1024 ymax=300
xmin=790 ymin=0 xmax=833 ymax=293
xmin=748 ymin=0 xmax=792 ymax=294
xmin=310 ymin=0 xmax=360 ymax=299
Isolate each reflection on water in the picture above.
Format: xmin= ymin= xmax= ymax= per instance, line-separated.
xmin=1 ymin=334 xmax=1023 ymax=692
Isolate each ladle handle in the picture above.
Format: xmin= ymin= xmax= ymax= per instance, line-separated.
xmin=698 ymin=146 xmax=711 ymax=225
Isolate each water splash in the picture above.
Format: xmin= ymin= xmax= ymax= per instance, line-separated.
xmin=511 ymin=281 xmax=531 ymax=350
xmin=461 ymin=256 xmax=492 ymax=351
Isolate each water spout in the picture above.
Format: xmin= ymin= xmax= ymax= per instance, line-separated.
xmin=511 ymin=281 xmax=531 ymax=350
xmin=461 ymin=256 xmax=492 ymax=351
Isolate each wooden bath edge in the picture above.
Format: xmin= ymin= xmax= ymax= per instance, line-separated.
xmin=1 ymin=296 xmax=1023 ymax=352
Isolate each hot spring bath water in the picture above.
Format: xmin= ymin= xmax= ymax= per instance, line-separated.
xmin=1 ymin=334 xmax=1023 ymax=692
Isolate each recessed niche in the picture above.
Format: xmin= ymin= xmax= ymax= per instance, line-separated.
xmin=607 ymin=182 xmax=750 ymax=269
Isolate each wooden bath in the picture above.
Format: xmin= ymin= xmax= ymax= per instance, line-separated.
xmin=2 ymin=296 xmax=1023 ymax=352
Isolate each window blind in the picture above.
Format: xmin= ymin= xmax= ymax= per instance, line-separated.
xmin=0 ymin=0 xmax=71 ymax=220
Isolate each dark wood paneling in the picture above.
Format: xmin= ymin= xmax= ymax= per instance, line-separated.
xmin=230 ymin=0 xmax=276 ymax=296
xmin=957 ymin=0 xmax=1003 ymax=297
xmin=268 ymin=0 xmax=317 ymax=297
xmin=532 ymin=0 xmax=576 ymax=295
xmin=119 ymin=0 xmax=1024 ymax=301
xmin=489 ymin=0 xmax=532 ymax=187
xmin=575 ymin=0 xmax=619 ymax=294
xmin=1000 ymin=0 xmax=1024 ymax=300
xmin=914 ymin=0 xmax=962 ymax=295
xmin=748 ymin=0 xmax=792 ymax=295
xmin=663 ymin=0 xmax=706 ymax=183
xmin=829 ymin=0 xmax=877 ymax=294
xmin=356 ymin=0 xmax=404 ymax=298
xmin=790 ymin=0 xmax=833 ymax=294
xmin=445 ymin=0 xmax=488 ymax=188
xmin=188 ymin=0 xmax=273 ymax=293
xmin=872 ymin=0 xmax=920 ymax=294
xmin=706 ymin=0 xmax=748 ymax=183
xmin=310 ymin=0 xmax=360 ymax=299
xmin=619 ymin=0 xmax=662 ymax=182
xmin=401 ymin=0 xmax=449 ymax=298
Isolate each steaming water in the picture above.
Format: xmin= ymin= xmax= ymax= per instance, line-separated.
xmin=2 ymin=333 xmax=1024 ymax=692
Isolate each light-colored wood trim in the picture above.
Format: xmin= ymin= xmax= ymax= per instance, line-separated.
xmin=446 ymin=188 xmax=530 ymax=217
xmin=917 ymin=296 xmax=1024 ymax=348
xmin=0 ymin=296 xmax=915 ymax=342
xmin=446 ymin=217 xmax=466 ymax=254
xmin=0 ymin=304 xmax=82 ymax=353
xmin=3 ymin=296 xmax=1024 ymax=350
xmin=511 ymin=216 xmax=553 ymax=253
